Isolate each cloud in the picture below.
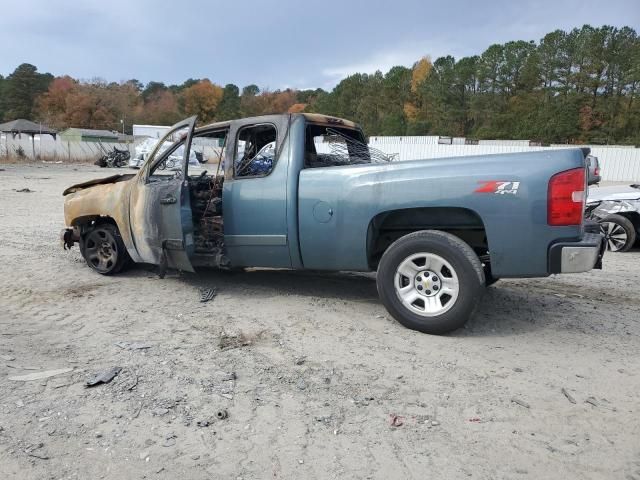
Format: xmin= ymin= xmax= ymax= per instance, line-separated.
xmin=320 ymin=40 xmax=458 ymax=85
xmin=1 ymin=0 xmax=638 ymax=89
xmin=323 ymin=50 xmax=418 ymax=79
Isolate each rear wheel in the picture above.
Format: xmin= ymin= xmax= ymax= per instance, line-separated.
xmin=80 ymin=223 xmax=130 ymax=275
xmin=599 ymin=214 xmax=636 ymax=252
xmin=377 ymin=230 xmax=485 ymax=334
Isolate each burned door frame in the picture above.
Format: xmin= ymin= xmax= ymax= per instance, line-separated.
xmin=128 ymin=116 xmax=197 ymax=272
xmin=222 ymin=115 xmax=293 ymax=268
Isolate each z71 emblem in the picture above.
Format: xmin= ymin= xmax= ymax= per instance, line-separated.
xmin=475 ymin=181 xmax=520 ymax=195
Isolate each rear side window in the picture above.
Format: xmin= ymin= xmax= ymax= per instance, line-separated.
xmin=234 ymin=124 xmax=277 ymax=177
xmin=304 ymin=124 xmax=392 ymax=168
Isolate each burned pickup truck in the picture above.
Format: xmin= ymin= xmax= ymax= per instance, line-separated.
xmin=61 ymin=114 xmax=605 ymax=334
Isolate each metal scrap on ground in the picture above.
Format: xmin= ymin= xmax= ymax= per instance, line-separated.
xmin=216 ymin=409 xmax=229 ymax=420
xmin=199 ymin=287 xmax=217 ymax=303
xmin=511 ymin=397 xmax=531 ymax=409
xmin=86 ymin=367 xmax=122 ymax=387
xmin=114 ymin=341 xmax=152 ymax=350
xmin=562 ymin=387 xmax=577 ymax=404
xmin=389 ymin=414 xmax=404 ymax=427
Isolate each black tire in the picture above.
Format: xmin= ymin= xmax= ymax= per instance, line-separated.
xmin=80 ymin=223 xmax=130 ymax=275
xmin=599 ymin=214 xmax=636 ymax=252
xmin=377 ymin=230 xmax=485 ymax=334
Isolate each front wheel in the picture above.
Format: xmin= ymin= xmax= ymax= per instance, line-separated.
xmin=377 ymin=230 xmax=485 ymax=334
xmin=80 ymin=223 xmax=130 ymax=275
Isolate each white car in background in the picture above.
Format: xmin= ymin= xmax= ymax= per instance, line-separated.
xmin=586 ymin=184 xmax=640 ymax=251
xmin=130 ymin=137 xmax=200 ymax=170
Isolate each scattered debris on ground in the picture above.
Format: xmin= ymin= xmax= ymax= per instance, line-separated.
xmin=162 ymin=434 xmax=177 ymax=448
xmin=1 ymin=165 xmax=639 ymax=480
xmin=13 ymin=188 xmax=33 ymax=193
xmin=218 ymin=331 xmax=252 ymax=350
xmin=85 ymin=367 xmax=122 ymax=387
xmin=215 ymin=409 xmax=228 ymax=420
xmin=562 ymin=388 xmax=577 ymax=404
xmin=24 ymin=443 xmax=49 ymax=460
xmin=511 ymin=397 xmax=531 ymax=409
xmin=389 ymin=414 xmax=404 ymax=427
xmin=199 ymin=287 xmax=217 ymax=303
xmin=8 ymin=368 xmax=73 ymax=382
xmin=585 ymin=396 xmax=599 ymax=407
xmin=114 ymin=341 xmax=152 ymax=350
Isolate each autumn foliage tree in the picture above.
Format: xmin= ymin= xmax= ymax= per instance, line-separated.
xmin=182 ymin=79 xmax=223 ymax=123
xmin=36 ymin=78 xmax=139 ymax=130
xmin=34 ymin=76 xmax=76 ymax=128
xmin=137 ymin=89 xmax=181 ymax=125
xmin=2 ymin=24 xmax=638 ymax=144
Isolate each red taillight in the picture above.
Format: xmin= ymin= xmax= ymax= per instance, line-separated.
xmin=548 ymin=168 xmax=586 ymax=226
xmin=594 ymin=166 xmax=600 ymax=176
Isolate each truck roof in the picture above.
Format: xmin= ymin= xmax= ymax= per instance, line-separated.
xmin=195 ymin=113 xmax=360 ymax=133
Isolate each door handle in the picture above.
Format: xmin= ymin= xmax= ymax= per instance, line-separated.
xmin=160 ymin=195 xmax=177 ymax=205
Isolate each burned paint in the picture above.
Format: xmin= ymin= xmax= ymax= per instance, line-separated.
xmin=61 ymin=113 xmax=361 ymax=271
xmin=62 ymin=174 xmax=135 ymax=196
xmin=301 ymin=113 xmax=359 ymax=129
xmin=63 ymin=175 xmax=150 ymax=264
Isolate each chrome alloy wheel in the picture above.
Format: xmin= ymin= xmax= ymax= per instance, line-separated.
xmin=394 ymin=252 xmax=459 ymax=317
xmin=600 ymin=221 xmax=628 ymax=252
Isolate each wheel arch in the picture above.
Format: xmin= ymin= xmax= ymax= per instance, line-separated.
xmin=78 ymin=218 xmax=131 ymax=275
xmin=617 ymin=211 xmax=640 ymax=233
xmin=71 ymin=214 xmax=120 ymax=230
xmin=366 ymin=207 xmax=488 ymax=269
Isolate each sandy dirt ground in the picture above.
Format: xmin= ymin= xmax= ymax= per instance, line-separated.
xmin=1 ymin=163 xmax=639 ymax=480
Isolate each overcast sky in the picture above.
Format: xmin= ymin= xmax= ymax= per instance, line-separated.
xmin=1 ymin=0 xmax=638 ymax=90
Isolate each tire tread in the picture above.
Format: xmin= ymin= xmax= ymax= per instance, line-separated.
xmin=376 ymin=230 xmax=485 ymax=334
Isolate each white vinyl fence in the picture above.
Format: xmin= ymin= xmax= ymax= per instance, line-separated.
xmin=369 ymin=137 xmax=640 ymax=182
xmin=2 ymin=131 xmax=639 ymax=182
xmin=0 ymin=133 xmax=134 ymax=163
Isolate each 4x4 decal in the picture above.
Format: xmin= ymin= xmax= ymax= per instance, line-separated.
xmin=475 ymin=181 xmax=520 ymax=195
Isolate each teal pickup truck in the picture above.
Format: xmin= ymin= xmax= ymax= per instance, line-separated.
xmin=61 ymin=114 xmax=605 ymax=334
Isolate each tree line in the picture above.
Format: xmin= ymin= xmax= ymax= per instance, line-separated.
xmin=0 ymin=24 xmax=638 ymax=144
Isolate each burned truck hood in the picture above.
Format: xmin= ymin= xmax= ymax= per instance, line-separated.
xmin=63 ymin=174 xmax=136 ymax=196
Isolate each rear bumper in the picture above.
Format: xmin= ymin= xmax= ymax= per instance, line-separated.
xmin=548 ymin=232 xmax=605 ymax=274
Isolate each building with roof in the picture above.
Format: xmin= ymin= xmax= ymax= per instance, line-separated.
xmin=0 ymin=119 xmax=57 ymax=158
xmin=0 ymin=119 xmax=57 ymax=138
xmin=59 ymin=128 xmax=120 ymax=143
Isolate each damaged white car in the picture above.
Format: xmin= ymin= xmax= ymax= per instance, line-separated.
xmin=586 ymin=184 xmax=640 ymax=251
xmin=130 ymin=138 xmax=201 ymax=169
